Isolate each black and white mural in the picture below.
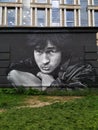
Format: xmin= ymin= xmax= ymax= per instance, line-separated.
xmin=0 ymin=28 xmax=98 ymax=90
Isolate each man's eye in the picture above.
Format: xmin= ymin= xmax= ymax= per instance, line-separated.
xmin=36 ymin=50 xmax=43 ymax=54
xmin=50 ymin=49 xmax=57 ymax=53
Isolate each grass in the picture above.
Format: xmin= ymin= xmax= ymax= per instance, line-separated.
xmin=0 ymin=93 xmax=27 ymax=109
xmin=0 ymin=96 xmax=98 ymax=130
xmin=0 ymin=88 xmax=98 ymax=130
xmin=0 ymin=87 xmax=98 ymax=96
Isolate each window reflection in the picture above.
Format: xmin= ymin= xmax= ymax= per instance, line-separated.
xmin=94 ymin=0 xmax=98 ymax=5
xmin=52 ymin=0 xmax=60 ymax=26
xmin=65 ymin=0 xmax=74 ymax=4
xmin=7 ymin=8 xmax=15 ymax=26
xmin=37 ymin=9 xmax=45 ymax=26
xmin=22 ymin=7 xmax=31 ymax=26
xmin=66 ymin=10 xmax=74 ymax=26
xmin=80 ymin=0 xmax=88 ymax=26
xmin=0 ymin=7 xmax=2 ymax=25
xmin=94 ymin=11 xmax=98 ymax=26
xmin=37 ymin=0 xmax=46 ymax=3
xmin=52 ymin=8 xmax=60 ymax=26
xmin=0 ymin=0 xmax=17 ymax=2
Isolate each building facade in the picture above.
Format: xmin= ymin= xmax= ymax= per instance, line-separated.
xmin=0 ymin=1 xmax=98 ymax=87
xmin=0 ymin=0 xmax=98 ymax=27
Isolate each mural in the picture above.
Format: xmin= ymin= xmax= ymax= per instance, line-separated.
xmin=0 ymin=28 xmax=98 ymax=90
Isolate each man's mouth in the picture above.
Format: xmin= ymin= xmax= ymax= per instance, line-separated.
xmin=41 ymin=66 xmax=50 ymax=71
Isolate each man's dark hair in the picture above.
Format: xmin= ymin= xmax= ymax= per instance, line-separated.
xmin=27 ymin=33 xmax=71 ymax=64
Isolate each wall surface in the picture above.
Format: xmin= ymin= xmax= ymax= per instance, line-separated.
xmin=0 ymin=27 xmax=98 ymax=89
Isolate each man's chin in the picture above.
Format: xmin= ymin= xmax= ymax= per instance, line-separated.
xmin=41 ymin=70 xmax=52 ymax=74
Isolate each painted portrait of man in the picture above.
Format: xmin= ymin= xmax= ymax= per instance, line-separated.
xmin=7 ymin=33 xmax=96 ymax=91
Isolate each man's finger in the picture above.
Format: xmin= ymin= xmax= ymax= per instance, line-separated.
xmin=37 ymin=72 xmax=43 ymax=79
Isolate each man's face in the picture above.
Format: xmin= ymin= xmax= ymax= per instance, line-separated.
xmin=34 ymin=42 xmax=61 ymax=74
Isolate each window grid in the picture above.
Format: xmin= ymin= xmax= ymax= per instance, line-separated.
xmin=0 ymin=0 xmax=98 ymax=27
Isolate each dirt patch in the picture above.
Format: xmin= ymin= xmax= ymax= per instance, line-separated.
xmin=43 ymin=96 xmax=81 ymax=102
xmin=0 ymin=109 xmax=5 ymax=113
xmin=18 ymin=101 xmax=51 ymax=108
xmin=18 ymin=96 xmax=82 ymax=108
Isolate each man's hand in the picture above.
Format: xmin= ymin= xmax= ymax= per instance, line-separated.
xmin=37 ymin=72 xmax=55 ymax=90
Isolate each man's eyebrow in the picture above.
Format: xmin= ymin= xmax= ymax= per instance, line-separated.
xmin=47 ymin=47 xmax=57 ymax=50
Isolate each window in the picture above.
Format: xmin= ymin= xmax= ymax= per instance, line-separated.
xmin=52 ymin=0 xmax=60 ymax=26
xmin=94 ymin=11 xmax=98 ymax=26
xmin=66 ymin=10 xmax=74 ymax=26
xmin=65 ymin=0 xmax=74 ymax=4
xmin=7 ymin=8 xmax=15 ymax=26
xmin=37 ymin=0 xmax=47 ymax=3
xmin=52 ymin=0 xmax=59 ymax=8
xmin=94 ymin=0 xmax=98 ymax=5
xmin=37 ymin=9 xmax=45 ymax=26
xmin=0 ymin=0 xmax=17 ymax=2
xmin=80 ymin=0 xmax=88 ymax=26
xmin=52 ymin=8 xmax=60 ymax=26
xmin=22 ymin=7 xmax=31 ymax=26
xmin=0 ymin=7 xmax=2 ymax=25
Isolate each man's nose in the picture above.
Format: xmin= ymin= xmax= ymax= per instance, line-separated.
xmin=42 ymin=53 xmax=50 ymax=64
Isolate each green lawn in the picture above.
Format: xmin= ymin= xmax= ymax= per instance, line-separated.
xmin=0 ymin=91 xmax=98 ymax=130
